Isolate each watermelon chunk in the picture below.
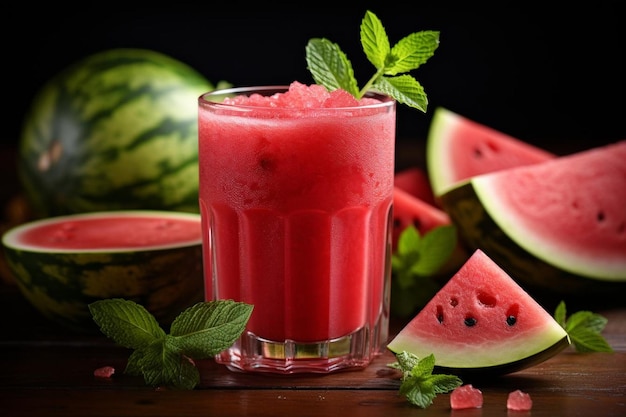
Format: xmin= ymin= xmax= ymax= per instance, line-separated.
xmin=387 ymin=249 xmax=570 ymax=376
xmin=440 ymin=140 xmax=626 ymax=300
xmin=507 ymin=390 xmax=533 ymax=411
xmin=450 ymin=384 xmax=483 ymax=410
xmin=426 ymin=107 xmax=555 ymax=198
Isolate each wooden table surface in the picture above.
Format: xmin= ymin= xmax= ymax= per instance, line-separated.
xmin=0 ymin=279 xmax=624 ymax=417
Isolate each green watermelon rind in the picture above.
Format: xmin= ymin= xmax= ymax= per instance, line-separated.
xmin=440 ymin=181 xmax=626 ymax=296
xmin=387 ymin=249 xmax=572 ymax=376
xmin=1 ymin=211 xmax=204 ymax=333
xmin=470 ymin=149 xmax=626 ymax=282
xmin=388 ymin=331 xmax=570 ymax=377
xmin=425 ymin=107 xmax=457 ymax=197
xmin=19 ymin=48 xmax=213 ymax=218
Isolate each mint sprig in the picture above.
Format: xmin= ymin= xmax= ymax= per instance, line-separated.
xmin=391 ymin=224 xmax=457 ymax=317
xmin=306 ymin=10 xmax=439 ymax=111
xmin=388 ymin=351 xmax=462 ymax=408
xmin=554 ymin=300 xmax=613 ymax=352
xmin=89 ymin=298 xmax=253 ymax=390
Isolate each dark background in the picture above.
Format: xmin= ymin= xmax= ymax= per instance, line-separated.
xmin=5 ymin=3 xmax=625 ymax=153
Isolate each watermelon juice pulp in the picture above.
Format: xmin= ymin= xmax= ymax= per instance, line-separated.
xmin=198 ymin=83 xmax=396 ymax=373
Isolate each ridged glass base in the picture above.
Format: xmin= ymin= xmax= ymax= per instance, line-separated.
xmin=215 ymin=318 xmax=388 ymax=374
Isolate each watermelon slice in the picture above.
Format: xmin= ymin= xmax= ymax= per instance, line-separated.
xmin=440 ymin=141 xmax=626 ymax=299
xmin=394 ymin=167 xmax=436 ymax=206
xmin=392 ymin=186 xmax=468 ymax=275
xmin=392 ymin=186 xmax=450 ymax=251
xmin=387 ymin=249 xmax=570 ymax=376
xmin=426 ymin=107 xmax=555 ymax=198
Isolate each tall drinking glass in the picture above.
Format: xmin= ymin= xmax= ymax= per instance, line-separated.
xmin=198 ymin=84 xmax=396 ymax=373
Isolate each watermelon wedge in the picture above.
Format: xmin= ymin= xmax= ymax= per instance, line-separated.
xmin=426 ymin=107 xmax=555 ymax=198
xmin=440 ymin=140 xmax=626 ymax=299
xmin=392 ymin=187 xmax=450 ymax=251
xmin=394 ymin=167 xmax=436 ymax=206
xmin=387 ymin=249 xmax=570 ymax=376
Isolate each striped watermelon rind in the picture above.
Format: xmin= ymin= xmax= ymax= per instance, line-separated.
xmin=1 ymin=211 xmax=204 ymax=333
xmin=440 ymin=141 xmax=626 ymax=301
xmin=19 ymin=48 xmax=214 ymax=218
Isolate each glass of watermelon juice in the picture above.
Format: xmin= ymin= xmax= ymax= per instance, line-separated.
xmin=198 ymin=82 xmax=396 ymax=373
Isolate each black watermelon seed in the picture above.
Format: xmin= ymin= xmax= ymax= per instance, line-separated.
xmin=464 ymin=317 xmax=477 ymax=327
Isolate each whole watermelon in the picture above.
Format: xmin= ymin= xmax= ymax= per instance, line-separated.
xmin=19 ymin=48 xmax=215 ymax=218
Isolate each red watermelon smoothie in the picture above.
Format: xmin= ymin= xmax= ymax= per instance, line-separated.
xmin=198 ymin=82 xmax=396 ymax=373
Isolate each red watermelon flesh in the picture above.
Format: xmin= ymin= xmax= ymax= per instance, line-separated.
xmin=394 ymin=167 xmax=436 ymax=206
xmin=392 ymin=186 xmax=450 ymax=251
xmin=507 ymin=390 xmax=533 ymax=411
xmin=450 ymin=384 xmax=483 ymax=410
xmin=426 ymin=107 xmax=555 ymax=198
xmin=387 ymin=249 xmax=570 ymax=375
xmin=472 ymin=140 xmax=626 ymax=281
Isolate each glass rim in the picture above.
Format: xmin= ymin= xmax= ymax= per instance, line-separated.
xmin=198 ymin=85 xmax=396 ymax=111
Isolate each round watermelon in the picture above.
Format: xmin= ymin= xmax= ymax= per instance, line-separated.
xmin=18 ymin=48 xmax=215 ymax=218
xmin=426 ymin=107 xmax=555 ymax=199
xmin=1 ymin=210 xmax=204 ymax=332
xmin=440 ymin=141 xmax=626 ymax=300
xmin=387 ymin=249 xmax=570 ymax=376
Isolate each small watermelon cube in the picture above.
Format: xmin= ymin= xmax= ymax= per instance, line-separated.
xmin=450 ymin=384 xmax=483 ymax=409
xmin=507 ymin=389 xmax=533 ymax=411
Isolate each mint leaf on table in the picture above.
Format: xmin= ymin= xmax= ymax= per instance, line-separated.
xmin=89 ymin=298 xmax=253 ymax=390
xmin=390 ymin=225 xmax=457 ymax=317
xmin=306 ymin=10 xmax=439 ymax=112
xmin=554 ymin=300 xmax=613 ymax=352
xmin=389 ymin=351 xmax=462 ymax=408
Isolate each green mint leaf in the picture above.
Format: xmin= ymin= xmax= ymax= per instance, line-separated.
xmin=392 ymin=350 xmax=420 ymax=371
xmin=305 ymin=38 xmax=359 ymax=96
xmin=554 ymin=301 xmax=613 ymax=353
xmin=566 ymin=311 xmax=608 ymax=334
xmin=169 ymin=300 xmax=254 ymax=358
xmin=90 ymin=299 xmax=254 ymax=390
xmin=389 ymin=351 xmax=462 ymax=409
xmin=402 ymin=377 xmax=436 ymax=408
xmin=430 ymin=374 xmax=466 ymax=394
xmin=360 ymin=10 xmax=390 ymax=70
xmin=410 ymin=225 xmax=457 ymax=276
xmin=373 ymin=75 xmax=428 ymax=112
xmin=554 ymin=300 xmax=567 ymax=327
xmin=394 ymin=224 xmax=456 ymax=275
xmin=89 ymin=298 xmax=165 ymax=349
xmin=128 ymin=336 xmax=199 ymax=390
xmin=395 ymin=224 xmax=421 ymax=258
xmin=306 ymin=10 xmax=439 ymax=112
xmin=568 ymin=327 xmax=613 ymax=352
xmin=413 ymin=352 xmax=435 ymax=376
xmin=390 ymin=225 xmax=457 ymax=316
xmin=386 ymin=31 xmax=440 ymax=75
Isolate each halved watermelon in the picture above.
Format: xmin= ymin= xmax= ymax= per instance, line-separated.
xmin=387 ymin=249 xmax=570 ymax=376
xmin=440 ymin=141 xmax=626 ymax=300
xmin=426 ymin=107 xmax=555 ymax=198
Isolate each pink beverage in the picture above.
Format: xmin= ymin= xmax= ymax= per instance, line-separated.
xmin=198 ymin=82 xmax=395 ymax=373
